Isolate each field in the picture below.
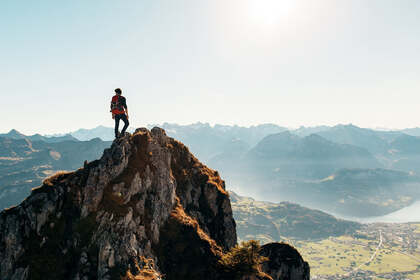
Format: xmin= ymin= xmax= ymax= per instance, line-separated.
xmin=291 ymin=223 xmax=420 ymax=279
xmin=232 ymin=193 xmax=420 ymax=279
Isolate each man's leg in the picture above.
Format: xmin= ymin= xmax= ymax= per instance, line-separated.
xmin=115 ymin=114 xmax=121 ymax=138
xmin=121 ymin=114 xmax=129 ymax=135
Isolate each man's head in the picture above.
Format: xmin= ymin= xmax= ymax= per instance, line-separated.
xmin=115 ymin=88 xmax=122 ymax=95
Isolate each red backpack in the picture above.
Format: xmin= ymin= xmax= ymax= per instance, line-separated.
xmin=110 ymin=95 xmax=124 ymax=113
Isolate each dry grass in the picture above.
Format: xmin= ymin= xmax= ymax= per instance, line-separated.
xmin=168 ymin=138 xmax=228 ymax=196
xmin=170 ymin=198 xmax=223 ymax=256
xmin=41 ymin=170 xmax=73 ymax=187
xmin=0 ymin=157 xmax=24 ymax=161
xmin=122 ymin=257 xmax=163 ymax=280
xmin=198 ymin=163 xmax=228 ymax=196
xmin=219 ymin=240 xmax=272 ymax=280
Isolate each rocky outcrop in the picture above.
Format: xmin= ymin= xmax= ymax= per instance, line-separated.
xmin=0 ymin=128 xmax=236 ymax=280
xmin=0 ymin=127 xmax=310 ymax=280
xmin=260 ymin=243 xmax=310 ymax=280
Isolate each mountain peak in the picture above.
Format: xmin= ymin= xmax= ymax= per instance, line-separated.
xmin=0 ymin=127 xmax=310 ymax=279
xmin=0 ymin=127 xmax=238 ymax=279
xmin=333 ymin=123 xmax=359 ymax=130
xmin=6 ymin=129 xmax=26 ymax=139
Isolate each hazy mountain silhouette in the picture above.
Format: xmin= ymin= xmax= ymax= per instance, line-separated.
xmin=157 ymin=122 xmax=287 ymax=162
xmin=244 ymin=131 xmax=381 ymax=180
xmin=389 ymin=134 xmax=420 ymax=155
xmin=3 ymin=124 xmax=420 ymax=218
xmin=66 ymin=123 xmax=287 ymax=163
xmin=290 ymin=125 xmax=331 ymax=137
xmin=0 ymin=135 xmax=111 ymax=209
xmin=295 ymin=125 xmax=420 ymax=174
xmin=0 ymin=129 xmax=78 ymax=143
xmin=208 ymin=130 xmax=420 ymax=217
xmin=69 ymin=125 xmax=118 ymax=141
xmin=401 ymin=127 xmax=420 ymax=137
xmin=314 ymin=124 xmax=400 ymax=154
xmin=296 ymin=168 xmax=420 ymax=217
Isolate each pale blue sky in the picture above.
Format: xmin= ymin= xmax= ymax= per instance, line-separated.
xmin=1 ymin=0 xmax=419 ymax=134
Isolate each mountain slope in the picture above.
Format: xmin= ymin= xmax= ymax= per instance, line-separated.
xmin=67 ymin=123 xmax=287 ymax=162
xmin=314 ymin=124 xmax=395 ymax=154
xmin=300 ymin=168 xmax=420 ymax=217
xmin=0 ymin=128 xmax=309 ymax=280
xmin=158 ymin=122 xmax=287 ymax=163
xmin=245 ymin=131 xmax=381 ymax=180
xmin=230 ymin=192 xmax=360 ymax=242
xmin=0 ymin=128 xmax=235 ymax=280
xmin=0 ymin=129 xmax=78 ymax=143
xmin=70 ymin=125 xmax=119 ymax=141
xmin=0 ymin=137 xmax=111 ymax=210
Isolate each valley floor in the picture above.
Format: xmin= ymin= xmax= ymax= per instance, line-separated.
xmin=290 ymin=223 xmax=420 ymax=280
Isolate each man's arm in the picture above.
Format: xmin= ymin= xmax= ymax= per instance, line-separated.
xmin=111 ymin=99 xmax=115 ymax=119
xmin=123 ymin=97 xmax=129 ymax=119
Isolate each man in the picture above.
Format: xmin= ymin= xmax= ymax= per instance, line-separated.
xmin=110 ymin=88 xmax=129 ymax=138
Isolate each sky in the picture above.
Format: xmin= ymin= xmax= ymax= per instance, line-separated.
xmin=1 ymin=0 xmax=420 ymax=134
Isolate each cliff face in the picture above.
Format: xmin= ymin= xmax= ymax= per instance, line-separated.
xmin=0 ymin=127 xmax=309 ymax=280
xmin=0 ymin=128 xmax=236 ymax=280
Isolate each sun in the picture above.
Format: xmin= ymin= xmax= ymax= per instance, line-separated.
xmin=247 ymin=0 xmax=296 ymax=26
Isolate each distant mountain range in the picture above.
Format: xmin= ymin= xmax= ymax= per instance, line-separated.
xmin=155 ymin=123 xmax=287 ymax=162
xmin=0 ymin=134 xmax=111 ymax=209
xmin=290 ymin=168 xmax=420 ymax=217
xmin=43 ymin=123 xmax=420 ymax=172
xmin=2 ymin=123 xmax=420 ymax=218
xmin=47 ymin=123 xmax=288 ymax=162
xmin=244 ymin=131 xmax=381 ymax=179
xmin=208 ymin=126 xmax=420 ymax=217
xmin=67 ymin=125 xmax=130 ymax=141
xmin=0 ymin=129 xmax=78 ymax=143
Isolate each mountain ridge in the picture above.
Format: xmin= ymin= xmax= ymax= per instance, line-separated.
xmin=0 ymin=129 xmax=78 ymax=143
xmin=0 ymin=128 xmax=309 ymax=280
xmin=0 ymin=136 xmax=112 ymax=210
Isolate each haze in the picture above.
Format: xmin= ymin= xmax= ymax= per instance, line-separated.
xmin=1 ymin=0 xmax=420 ymax=134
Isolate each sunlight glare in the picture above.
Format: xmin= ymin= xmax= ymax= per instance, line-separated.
xmin=248 ymin=0 xmax=296 ymax=26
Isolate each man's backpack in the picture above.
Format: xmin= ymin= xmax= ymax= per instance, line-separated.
xmin=110 ymin=95 xmax=124 ymax=112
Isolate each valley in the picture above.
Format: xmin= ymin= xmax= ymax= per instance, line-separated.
xmin=0 ymin=132 xmax=111 ymax=209
xmin=296 ymin=223 xmax=420 ymax=279
xmin=231 ymin=192 xmax=420 ymax=279
xmin=1 ymin=124 xmax=420 ymax=279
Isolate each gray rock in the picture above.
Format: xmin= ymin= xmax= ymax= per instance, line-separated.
xmin=260 ymin=243 xmax=310 ymax=280
xmin=0 ymin=128 xmax=309 ymax=280
xmin=0 ymin=128 xmax=237 ymax=280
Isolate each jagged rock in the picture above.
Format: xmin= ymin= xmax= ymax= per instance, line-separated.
xmin=260 ymin=243 xmax=310 ymax=280
xmin=0 ymin=128 xmax=236 ymax=280
xmin=0 ymin=127 xmax=309 ymax=280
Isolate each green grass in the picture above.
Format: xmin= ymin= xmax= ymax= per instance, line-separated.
xmin=294 ymin=234 xmax=420 ymax=277
xmin=414 ymin=223 xmax=420 ymax=234
xmin=407 ymin=272 xmax=420 ymax=280
xmin=296 ymin=237 xmax=371 ymax=275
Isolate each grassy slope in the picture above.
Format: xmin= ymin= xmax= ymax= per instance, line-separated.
xmin=231 ymin=192 xmax=360 ymax=241
xmin=232 ymin=192 xmax=420 ymax=278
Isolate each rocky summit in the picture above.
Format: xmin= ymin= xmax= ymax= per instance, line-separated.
xmin=0 ymin=127 xmax=309 ymax=280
